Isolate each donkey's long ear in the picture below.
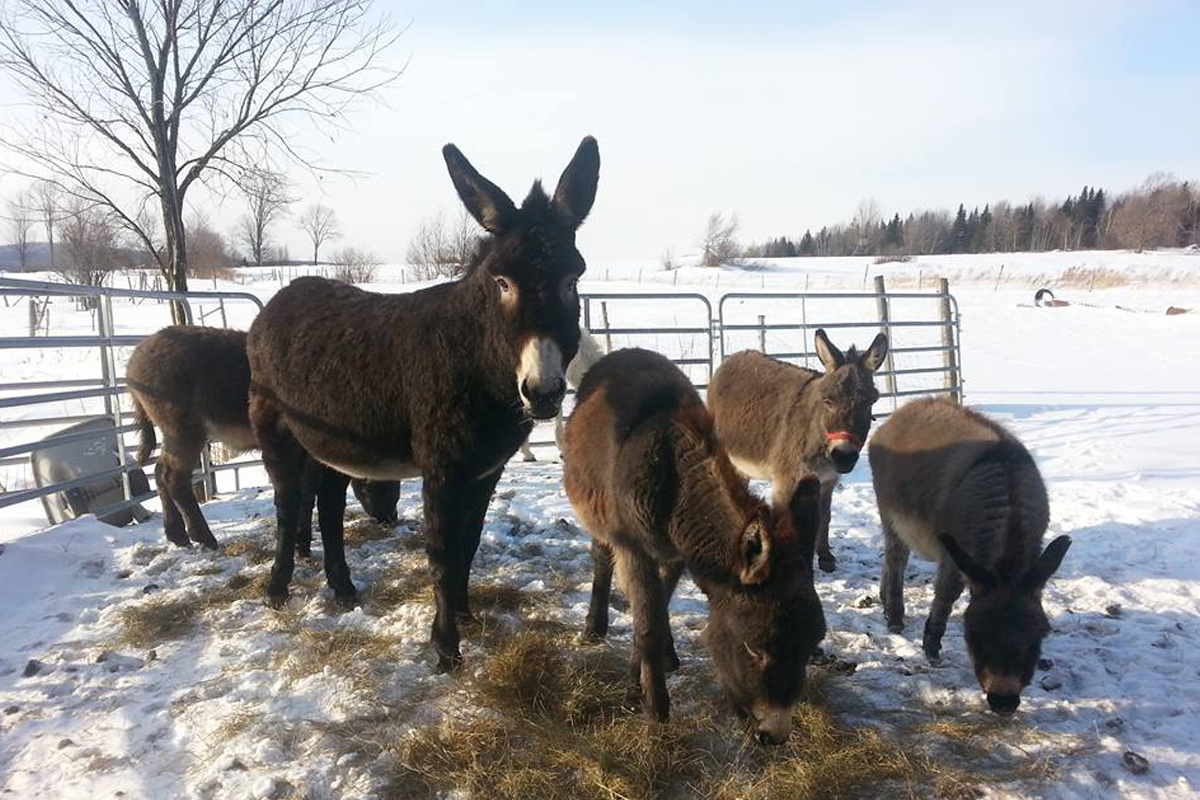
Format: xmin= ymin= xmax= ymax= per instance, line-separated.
xmin=738 ymin=515 xmax=773 ymax=585
xmin=552 ymin=136 xmax=600 ymax=230
xmin=814 ymin=329 xmax=844 ymax=372
xmin=1022 ymin=535 xmax=1071 ymax=591
xmin=939 ymin=535 xmax=995 ymax=590
xmin=443 ymin=144 xmax=519 ymax=234
xmin=862 ymin=333 xmax=889 ymax=373
xmin=788 ymin=475 xmax=822 ymax=567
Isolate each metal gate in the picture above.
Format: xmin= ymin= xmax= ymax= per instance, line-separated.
xmin=717 ymin=277 xmax=963 ymax=416
xmin=0 ymin=276 xmax=265 ymax=521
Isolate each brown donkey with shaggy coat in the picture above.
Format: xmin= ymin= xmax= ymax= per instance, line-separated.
xmin=869 ymin=398 xmax=1071 ymax=716
xmin=127 ymin=325 xmax=398 ymax=551
xmin=564 ymin=348 xmax=825 ymax=744
xmin=248 ymin=138 xmax=599 ymax=671
xmin=709 ymin=329 xmax=888 ymax=571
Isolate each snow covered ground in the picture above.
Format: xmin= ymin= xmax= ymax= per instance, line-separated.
xmin=1 ymin=253 xmax=1199 ymax=799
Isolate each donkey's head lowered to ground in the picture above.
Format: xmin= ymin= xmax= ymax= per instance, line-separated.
xmin=941 ymin=534 xmax=1072 ymax=715
xmin=443 ymin=136 xmax=599 ymax=419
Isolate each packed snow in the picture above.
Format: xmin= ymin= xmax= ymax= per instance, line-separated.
xmin=1 ymin=251 xmax=1198 ymax=799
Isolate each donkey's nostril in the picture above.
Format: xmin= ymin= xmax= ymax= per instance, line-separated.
xmin=755 ymin=728 xmax=785 ymax=746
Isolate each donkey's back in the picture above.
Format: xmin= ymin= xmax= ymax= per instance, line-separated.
xmin=869 ymin=398 xmax=1047 ymax=564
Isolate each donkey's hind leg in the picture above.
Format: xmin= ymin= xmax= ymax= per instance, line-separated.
xmin=614 ymin=544 xmax=671 ymax=721
xmin=659 ymin=559 xmax=684 ymax=672
xmin=584 ymin=539 xmax=615 ymax=640
xmin=162 ymin=431 xmax=219 ymax=550
xmin=154 ymin=446 xmax=190 ymax=548
xmin=315 ymin=465 xmax=356 ymax=604
xmin=252 ymin=399 xmax=307 ymax=608
xmin=295 ymin=455 xmax=323 ymax=559
xmin=880 ymin=516 xmax=910 ymax=633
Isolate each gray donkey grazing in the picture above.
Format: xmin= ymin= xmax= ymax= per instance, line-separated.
xmin=869 ymin=397 xmax=1071 ymax=716
xmin=709 ymin=329 xmax=888 ymax=571
xmin=564 ymin=348 xmax=825 ymax=744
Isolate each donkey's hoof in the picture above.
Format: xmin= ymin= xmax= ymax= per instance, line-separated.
xmin=887 ymin=621 xmax=905 ymax=634
xmin=434 ymin=650 xmax=464 ymax=673
xmin=191 ymin=535 xmax=220 ymax=551
xmin=295 ymin=546 xmax=313 ymax=560
xmin=265 ymin=590 xmax=289 ymax=610
xmin=164 ymin=528 xmax=191 ymax=548
xmin=817 ymin=555 xmax=837 ymax=573
xmin=332 ymin=590 xmax=359 ymax=611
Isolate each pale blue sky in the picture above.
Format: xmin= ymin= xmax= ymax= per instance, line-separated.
xmin=5 ymin=1 xmax=1200 ymax=262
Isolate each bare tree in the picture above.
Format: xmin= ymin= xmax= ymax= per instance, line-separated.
xmin=330 ymin=246 xmax=379 ymax=283
xmin=698 ymin=211 xmax=740 ymax=267
xmin=0 ymin=1 xmax=400 ymax=320
xmin=58 ymin=201 xmax=125 ymax=290
xmin=852 ymin=198 xmax=882 ymax=254
xmin=405 ymin=208 xmax=481 ymax=279
xmin=238 ymin=169 xmax=294 ymax=266
xmin=31 ymin=180 xmax=61 ymax=268
xmin=6 ymin=190 xmax=35 ymax=270
xmin=298 ymin=203 xmax=341 ymax=265
xmin=187 ymin=215 xmax=235 ymax=279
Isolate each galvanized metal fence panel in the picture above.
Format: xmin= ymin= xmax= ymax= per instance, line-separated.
xmin=0 ymin=276 xmax=266 ymax=519
xmin=1 ymin=276 xmax=963 ymax=514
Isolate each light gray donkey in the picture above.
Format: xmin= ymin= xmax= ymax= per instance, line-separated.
xmin=869 ymin=397 xmax=1071 ymax=715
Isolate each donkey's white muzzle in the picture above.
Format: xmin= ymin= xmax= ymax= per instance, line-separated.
xmin=518 ymin=337 xmax=566 ymax=419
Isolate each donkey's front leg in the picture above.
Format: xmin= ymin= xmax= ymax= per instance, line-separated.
xmin=816 ymin=482 xmax=836 ymax=572
xmin=616 ymin=546 xmax=671 ymax=721
xmin=922 ymin=560 xmax=964 ymax=662
xmin=659 ymin=559 xmax=685 ymax=672
xmin=422 ymin=476 xmax=470 ymax=672
xmin=451 ymin=470 xmax=504 ymax=621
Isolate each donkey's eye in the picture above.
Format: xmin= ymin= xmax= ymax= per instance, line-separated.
xmin=823 ymin=398 xmax=836 ymax=410
xmin=494 ymin=276 xmax=513 ymax=294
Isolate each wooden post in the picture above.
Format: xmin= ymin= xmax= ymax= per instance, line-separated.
xmin=939 ymin=277 xmax=961 ymax=404
xmin=758 ymin=314 xmax=766 ymax=353
xmin=601 ymin=301 xmax=613 ymax=353
xmin=873 ymin=275 xmax=898 ymax=401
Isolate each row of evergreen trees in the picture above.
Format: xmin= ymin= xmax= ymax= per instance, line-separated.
xmin=744 ymin=176 xmax=1199 ymax=258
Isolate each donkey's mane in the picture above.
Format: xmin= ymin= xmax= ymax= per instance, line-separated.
xmin=672 ymin=405 xmax=772 ymax=526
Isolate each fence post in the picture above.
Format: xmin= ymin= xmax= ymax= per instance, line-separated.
xmin=939 ymin=277 xmax=961 ymax=404
xmin=601 ymin=301 xmax=613 ymax=353
xmin=873 ymin=275 xmax=898 ymax=401
xmin=98 ymin=294 xmax=133 ymax=502
xmin=758 ymin=314 xmax=766 ymax=353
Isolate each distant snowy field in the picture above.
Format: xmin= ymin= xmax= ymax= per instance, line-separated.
xmin=1 ymin=251 xmax=1198 ymax=799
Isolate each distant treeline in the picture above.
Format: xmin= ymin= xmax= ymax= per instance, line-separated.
xmin=744 ymin=174 xmax=1200 ymax=258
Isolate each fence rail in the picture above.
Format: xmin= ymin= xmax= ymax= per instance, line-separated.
xmin=0 ymin=276 xmax=963 ymax=519
xmin=0 ymin=276 xmax=266 ymax=517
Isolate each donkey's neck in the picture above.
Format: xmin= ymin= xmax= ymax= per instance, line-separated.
xmin=667 ymin=426 xmax=751 ymax=589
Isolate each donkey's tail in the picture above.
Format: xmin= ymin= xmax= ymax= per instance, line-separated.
xmin=131 ymin=397 xmax=157 ymax=464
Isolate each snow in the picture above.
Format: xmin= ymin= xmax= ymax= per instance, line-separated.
xmin=2 ymin=252 xmax=1200 ymax=798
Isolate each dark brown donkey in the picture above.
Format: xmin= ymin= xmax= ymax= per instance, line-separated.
xmin=869 ymin=397 xmax=1071 ymax=715
xmin=709 ymin=329 xmax=888 ymax=571
xmin=127 ymin=326 xmax=398 ymax=550
xmin=564 ymin=348 xmax=825 ymax=744
xmin=247 ymin=137 xmax=599 ymax=671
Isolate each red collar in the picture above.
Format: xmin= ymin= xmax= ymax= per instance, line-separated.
xmin=826 ymin=430 xmax=861 ymax=448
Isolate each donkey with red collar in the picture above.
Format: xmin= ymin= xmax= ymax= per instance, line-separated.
xmin=709 ymin=329 xmax=888 ymax=571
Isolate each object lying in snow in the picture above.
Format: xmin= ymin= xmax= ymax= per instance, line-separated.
xmin=1034 ymin=288 xmax=1070 ymax=307
xmin=30 ymin=417 xmax=152 ymax=527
